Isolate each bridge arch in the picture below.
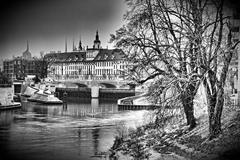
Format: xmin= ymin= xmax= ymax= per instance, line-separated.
xmin=99 ymin=83 xmax=117 ymax=89
xmin=74 ymin=83 xmax=89 ymax=88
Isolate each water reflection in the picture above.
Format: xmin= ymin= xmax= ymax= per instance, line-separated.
xmin=92 ymin=98 xmax=99 ymax=109
xmin=0 ymin=98 xmax=147 ymax=160
xmin=0 ymin=110 xmax=15 ymax=127
xmin=19 ymin=99 xmax=117 ymax=119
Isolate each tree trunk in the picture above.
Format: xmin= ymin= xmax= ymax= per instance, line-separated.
xmin=182 ymin=95 xmax=196 ymax=129
xmin=181 ymin=83 xmax=197 ymax=129
xmin=208 ymin=87 xmax=224 ymax=140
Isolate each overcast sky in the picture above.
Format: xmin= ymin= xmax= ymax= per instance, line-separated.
xmin=0 ymin=0 xmax=239 ymax=60
xmin=0 ymin=0 xmax=126 ymax=59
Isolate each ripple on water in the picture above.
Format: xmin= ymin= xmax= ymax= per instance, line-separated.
xmin=0 ymin=102 xmax=150 ymax=160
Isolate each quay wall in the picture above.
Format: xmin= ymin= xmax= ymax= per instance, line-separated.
xmin=0 ymin=85 xmax=14 ymax=105
xmin=99 ymin=88 xmax=135 ymax=99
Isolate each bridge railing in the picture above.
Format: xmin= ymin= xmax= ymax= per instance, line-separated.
xmin=100 ymin=88 xmax=135 ymax=92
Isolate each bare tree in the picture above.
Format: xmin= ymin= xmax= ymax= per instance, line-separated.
xmin=34 ymin=57 xmax=49 ymax=79
xmin=110 ymin=0 xmax=207 ymax=129
xmin=198 ymin=0 xmax=240 ymax=139
xmin=111 ymin=0 xmax=240 ymax=139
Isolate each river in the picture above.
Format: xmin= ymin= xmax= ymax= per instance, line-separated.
xmin=0 ymin=98 xmax=148 ymax=160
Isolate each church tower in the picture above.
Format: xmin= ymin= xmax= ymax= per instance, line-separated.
xmin=65 ymin=38 xmax=68 ymax=52
xmin=93 ymin=30 xmax=101 ymax=49
xmin=22 ymin=41 xmax=32 ymax=60
xmin=79 ymin=36 xmax=83 ymax=51
xmin=72 ymin=38 xmax=76 ymax=51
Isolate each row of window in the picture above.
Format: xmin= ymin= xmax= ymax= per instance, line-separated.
xmin=52 ymin=65 xmax=126 ymax=75
xmin=53 ymin=68 xmax=121 ymax=76
xmin=53 ymin=61 xmax=126 ymax=69
xmin=4 ymin=61 xmax=36 ymax=65
xmin=53 ymin=75 xmax=120 ymax=81
xmin=52 ymin=64 xmax=126 ymax=71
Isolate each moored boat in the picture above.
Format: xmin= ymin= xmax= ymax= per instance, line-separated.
xmin=21 ymin=85 xmax=39 ymax=97
xmin=27 ymin=90 xmax=63 ymax=104
xmin=0 ymin=102 xmax=21 ymax=110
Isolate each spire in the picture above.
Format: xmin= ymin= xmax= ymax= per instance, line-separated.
xmin=65 ymin=37 xmax=67 ymax=52
xmin=26 ymin=40 xmax=29 ymax=51
xmin=79 ymin=35 xmax=82 ymax=51
xmin=93 ymin=30 xmax=101 ymax=49
xmin=72 ymin=38 xmax=75 ymax=51
xmin=95 ymin=30 xmax=99 ymax=41
xmin=23 ymin=40 xmax=31 ymax=60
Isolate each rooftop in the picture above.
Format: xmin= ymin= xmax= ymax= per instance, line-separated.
xmin=44 ymin=49 xmax=126 ymax=63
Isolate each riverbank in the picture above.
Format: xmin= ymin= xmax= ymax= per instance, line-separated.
xmin=110 ymin=105 xmax=240 ymax=160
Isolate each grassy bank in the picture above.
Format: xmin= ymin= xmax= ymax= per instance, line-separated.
xmin=109 ymin=106 xmax=240 ymax=160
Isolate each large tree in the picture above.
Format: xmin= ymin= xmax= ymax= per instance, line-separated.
xmin=111 ymin=0 xmax=239 ymax=138
xmin=111 ymin=0 xmax=205 ymax=129
xmin=199 ymin=0 xmax=240 ymax=139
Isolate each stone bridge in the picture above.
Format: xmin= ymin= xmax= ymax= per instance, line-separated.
xmin=57 ymin=79 xmax=132 ymax=89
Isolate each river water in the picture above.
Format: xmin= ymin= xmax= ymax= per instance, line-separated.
xmin=0 ymin=98 xmax=148 ymax=160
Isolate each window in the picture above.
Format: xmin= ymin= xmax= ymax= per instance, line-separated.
xmin=231 ymin=26 xmax=239 ymax=32
xmin=233 ymin=9 xmax=240 ymax=19
xmin=104 ymin=54 xmax=108 ymax=60
xmin=233 ymin=39 xmax=239 ymax=43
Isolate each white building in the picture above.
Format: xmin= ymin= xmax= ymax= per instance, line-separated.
xmin=44 ymin=31 xmax=129 ymax=82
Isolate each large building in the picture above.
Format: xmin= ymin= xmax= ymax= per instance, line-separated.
xmin=223 ymin=4 xmax=240 ymax=104
xmin=45 ymin=31 xmax=129 ymax=82
xmin=3 ymin=42 xmax=46 ymax=81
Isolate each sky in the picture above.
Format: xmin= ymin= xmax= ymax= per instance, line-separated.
xmin=0 ymin=0 xmax=127 ymax=59
xmin=0 ymin=0 xmax=239 ymax=61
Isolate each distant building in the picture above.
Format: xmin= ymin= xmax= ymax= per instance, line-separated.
xmin=0 ymin=59 xmax=3 ymax=72
xmin=44 ymin=31 xmax=128 ymax=81
xmin=3 ymin=42 xmax=45 ymax=81
xmin=227 ymin=6 xmax=240 ymax=95
xmin=222 ymin=4 xmax=240 ymax=105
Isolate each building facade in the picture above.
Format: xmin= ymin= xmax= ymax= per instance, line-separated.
xmin=3 ymin=42 xmax=45 ymax=81
xmin=223 ymin=4 xmax=240 ymax=105
xmin=45 ymin=31 xmax=129 ymax=82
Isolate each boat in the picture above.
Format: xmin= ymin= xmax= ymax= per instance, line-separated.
xmin=0 ymin=102 xmax=21 ymax=110
xmin=18 ymin=76 xmax=62 ymax=104
xmin=21 ymin=85 xmax=39 ymax=97
xmin=27 ymin=89 xmax=63 ymax=104
xmin=13 ymin=94 xmax=21 ymax=102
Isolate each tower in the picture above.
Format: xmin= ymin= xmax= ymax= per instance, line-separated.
xmin=72 ymin=38 xmax=75 ymax=51
xmin=65 ymin=37 xmax=67 ymax=52
xmin=93 ymin=30 xmax=101 ymax=49
xmin=26 ymin=40 xmax=29 ymax=51
xmin=22 ymin=40 xmax=32 ymax=60
xmin=79 ymin=35 xmax=83 ymax=51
